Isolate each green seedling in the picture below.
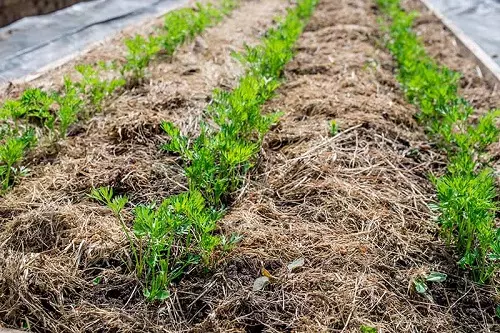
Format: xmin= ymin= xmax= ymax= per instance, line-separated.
xmin=220 ymin=233 xmax=243 ymax=252
xmin=20 ymin=88 xmax=56 ymax=129
xmin=360 ymin=326 xmax=377 ymax=333
xmin=75 ymin=64 xmax=125 ymax=110
xmin=412 ymin=271 xmax=447 ymax=302
xmin=0 ymin=129 xmax=36 ymax=190
xmin=0 ymin=99 xmax=26 ymax=122
xmin=89 ymin=187 xmax=137 ymax=271
xmin=134 ymin=190 xmax=221 ymax=301
xmin=57 ymin=77 xmax=83 ymax=137
xmin=92 ymin=276 xmax=102 ymax=285
xmin=123 ymin=35 xmax=162 ymax=80
xmin=378 ymin=0 xmax=500 ymax=282
xmin=329 ymin=120 xmax=338 ymax=136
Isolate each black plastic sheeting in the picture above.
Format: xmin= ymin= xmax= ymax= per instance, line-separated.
xmin=0 ymin=0 xmax=187 ymax=83
xmin=426 ymin=0 xmax=500 ymax=67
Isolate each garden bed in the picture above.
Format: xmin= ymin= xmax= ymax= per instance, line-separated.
xmin=0 ymin=0 xmax=498 ymax=332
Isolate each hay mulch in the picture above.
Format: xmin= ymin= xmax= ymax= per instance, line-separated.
xmin=0 ymin=0 xmax=499 ymax=332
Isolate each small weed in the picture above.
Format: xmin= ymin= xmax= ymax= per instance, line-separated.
xmin=221 ymin=233 xmax=243 ymax=252
xmin=412 ymin=271 xmax=447 ymax=300
xmin=92 ymin=276 xmax=102 ymax=285
xmin=360 ymin=326 xmax=377 ymax=333
xmin=329 ymin=119 xmax=338 ymax=136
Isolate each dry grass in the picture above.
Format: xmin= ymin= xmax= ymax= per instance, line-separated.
xmin=0 ymin=0 xmax=499 ymax=332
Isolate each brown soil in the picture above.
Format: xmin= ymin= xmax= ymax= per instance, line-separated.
xmin=0 ymin=0 xmax=499 ymax=332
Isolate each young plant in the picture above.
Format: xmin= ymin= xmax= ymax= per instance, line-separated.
xmin=133 ymin=190 xmax=221 ymax=301
xmin=329 ymin=119 xmax=338 ymax=136
xmin=360 ymin=326 xmax=377 ymax=333
xmin=20 ymin=88 xmax=56 ymax=129
xmin=75 ymin=64 xmax=125 ymax=110
xmin=89 ymin=187 xmax=137 ymax=270
xmin=56 ymin=77 xmax=83 ymax=137
xmin=0 ymin=130 xmax=36 ymax=190
xmin=122 ymin=35 xmax=162 ymax=80
xmin=0 ymin=100 xmax=26 ymax=122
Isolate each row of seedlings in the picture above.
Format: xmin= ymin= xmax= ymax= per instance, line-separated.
xmin=0 ymin=0 xmax=239 ymax=192
xmin=92 ymin=0 xmax=319 ymax=301
xmin=377 ymin=0 xmax=500 ymax=284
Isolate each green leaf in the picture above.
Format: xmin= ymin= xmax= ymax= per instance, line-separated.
xmin=156 ymin=289 xmax=171 ymax=301
xmin=413 ymin=279 xmax=427 ymax=294
xmin=360 ymin=325 xmax=377 ymax=333
xmin=425 ymin=272 xmax=447 ymax=283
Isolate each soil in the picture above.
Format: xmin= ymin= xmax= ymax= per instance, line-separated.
xmin=0 ymin=0 xmax=499 ymax=332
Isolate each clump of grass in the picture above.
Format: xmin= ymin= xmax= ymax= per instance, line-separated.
xmin=378 ymin=0 xmax=500 ymax=283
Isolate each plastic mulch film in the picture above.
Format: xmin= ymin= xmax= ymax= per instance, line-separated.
xmin=0 ymin=0 xmax=187 ymax=83
xmin=426 ymin=0 xmax=500 ymax=67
